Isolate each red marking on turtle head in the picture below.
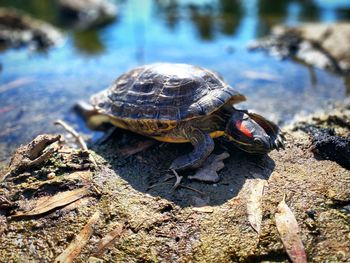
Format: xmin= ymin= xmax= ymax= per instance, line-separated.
xmin=235 ymin=120 xmax=253 ymax=138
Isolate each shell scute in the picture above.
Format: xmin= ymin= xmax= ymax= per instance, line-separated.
xmin=91 ymin=63 xmax=245 ymax=121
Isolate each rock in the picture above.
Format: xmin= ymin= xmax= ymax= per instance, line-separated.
xmin=249 ymin=23 xmax=350 ymax=74
xmin=58 ymin=0 xmax=117 ymax=29
xmin=291 ymin=104 xmax=350 ymax=170
xmin=0 ymin=103 xmax=349 ymax=262
xmin=0 ymin=8 xmax=63 ymax=51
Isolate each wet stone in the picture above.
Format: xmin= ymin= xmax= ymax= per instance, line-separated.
xmin=0 ymin=8 xmax=63 ymax=51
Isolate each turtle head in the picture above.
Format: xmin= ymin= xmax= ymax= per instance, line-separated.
xmin=225 ymin=110 xmax=285 ymax=154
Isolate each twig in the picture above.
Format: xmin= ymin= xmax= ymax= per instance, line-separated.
xmin=54 ymin=120 xmax=88 ymax=150
xmin=54 ymin=211 xmax=100 ymax=263
xmin=54 ymin=120 xmax=98 ymax=168
xmin=178 ymin=184 xmax=205 ymax=195
xmin=147 ymin=181 xmax=173 ymax=191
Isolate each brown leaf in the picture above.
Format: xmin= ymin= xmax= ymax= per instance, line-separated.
xmin=12 ymin=187 xmax=89 ymax=218
xmin=275 ymin=196 xmax=307 ymax=263
xmin=93 ymin=222 xmax=126 ymax=257
xmin=247 ymin=179 xmax=267 ymax=233
xmin=55 ymin=211 xmax=100 ymax=263
xmin=188 ymin=152 xmax=230 ymax=182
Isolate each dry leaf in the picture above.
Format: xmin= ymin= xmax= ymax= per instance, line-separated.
xmin=55 ymin=211 xmax=100 ymax=263
xmin=275 ymin=196 xmax=307 ymax=263
xmin=12 ymin=187 xmax=89 ymax=218
xmin=93 ymin=222 xmax=126 ymax=256
xmin=188 ymin=152 xmax=230 ymax=182
xmin=247 ymin=179 xmax=267 ymax=233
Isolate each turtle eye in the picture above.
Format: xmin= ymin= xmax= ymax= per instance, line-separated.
xmin=254 ymin=138 xmax=263 ymax=146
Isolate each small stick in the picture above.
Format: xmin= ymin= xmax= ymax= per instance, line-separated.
xmin=55 ymin=120 xmax=88 ymax=151
xmin=178 ymin=184 xmax=205 ymax=195
xmin=54 ymin=120 xmax=98 ymax=168
xmin=147 ymin=181 xmax=173 ymax=191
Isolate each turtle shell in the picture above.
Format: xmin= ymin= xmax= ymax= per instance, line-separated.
xmin=91 ymin=63 xmax=246 ymax=121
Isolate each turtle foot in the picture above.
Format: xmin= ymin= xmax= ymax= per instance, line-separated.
xmin=188 ymin=152 xmax=230 ymax=183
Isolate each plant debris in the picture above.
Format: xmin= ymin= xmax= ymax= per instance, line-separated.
xmin=93 ymin=222 xmax=126 ymax=257
xmin=275 ymin=196 xmax=307 ymax=263
xmin=1 ymin=134 xmax=61 ymax=181
xmin=246 ymin=179 xmax=267 ymax=233
xmin=55 ymin=120 xmax=98 ymax=168
xmin=0 ymin=103 xmax=349 ymax=262
xmin=188 ymin=152 xmax=230 ymax=182
xmin=54 ymin=211 xmax=100 ymax=263
xmin=11 ymin=187 xmax=90 ymax=219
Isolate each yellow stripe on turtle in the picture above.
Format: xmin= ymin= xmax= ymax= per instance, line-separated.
xmin=151 ymin=130 xmax=225 ymax=143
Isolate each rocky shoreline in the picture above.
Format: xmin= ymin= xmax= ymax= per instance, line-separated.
xmin=0 ymin=8 xmax=63 ymax=51
xmin=249 ymin=23 xmax=350 ymax=75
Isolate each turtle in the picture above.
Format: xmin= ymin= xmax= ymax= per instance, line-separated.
xmin=77 ymin=63 xmax=284 ymax=184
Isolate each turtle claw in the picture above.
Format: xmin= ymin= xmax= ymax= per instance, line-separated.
xmin=274 ymin=133 xmax=285 ymax=151
xmin=170 ymin=169 xmax=183 ymax=191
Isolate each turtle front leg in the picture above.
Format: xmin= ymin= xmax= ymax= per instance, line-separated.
xmin=170 ymin=128 xmax=215 ymax=171
xmin=169 ymin=128 xmax=214 ymax=188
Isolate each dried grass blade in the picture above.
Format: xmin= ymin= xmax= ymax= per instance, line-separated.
xmin=275 ymin=196 xmax=307 ymax=263
xmin=247 ymin=179 xmax=267 ymax=233
xmin=12 ymin=187 xmax=89 ymax=218
xmin=54 ymin=211 xmax=100 ymax=263
xmin=93 ymin=222 xmax=126 ymax=257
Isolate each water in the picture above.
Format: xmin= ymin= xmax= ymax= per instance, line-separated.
xmin=0 ymin=0 xmax=350 ymax=162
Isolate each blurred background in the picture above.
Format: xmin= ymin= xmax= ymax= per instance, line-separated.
xmin=1 ymin=0 xmax=350 ymax=162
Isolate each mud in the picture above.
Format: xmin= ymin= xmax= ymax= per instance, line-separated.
xmin=0 ymin=103 xmax=349 ymax=262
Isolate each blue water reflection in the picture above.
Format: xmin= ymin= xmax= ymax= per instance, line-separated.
xmin=0 ymin=0 xmax=350 ymax=161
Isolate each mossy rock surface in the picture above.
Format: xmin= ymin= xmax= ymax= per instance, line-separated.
xmin=0 ymin=104 xmax=349 ymax=262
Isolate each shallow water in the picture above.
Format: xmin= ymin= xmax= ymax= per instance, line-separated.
xmin=0 ymin=0 xmax=350 ymax=162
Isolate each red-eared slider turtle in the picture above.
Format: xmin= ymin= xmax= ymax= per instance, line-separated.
xmin=78 ymin=63 xmax=284 ymax=183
